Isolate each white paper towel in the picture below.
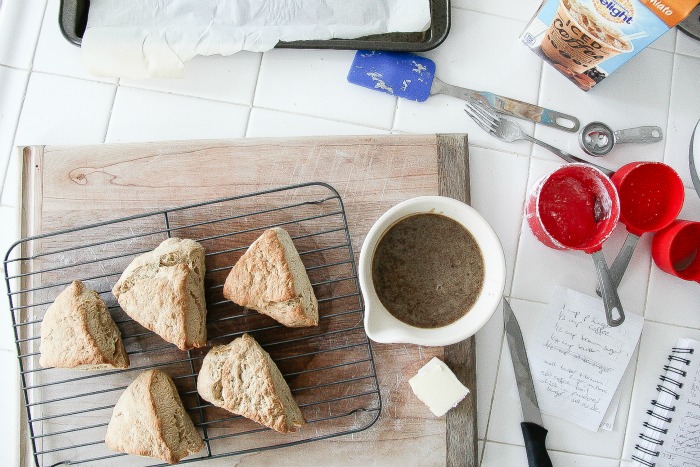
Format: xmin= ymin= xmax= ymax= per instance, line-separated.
xmin=82 ymin=0 xmax=431 ymax=79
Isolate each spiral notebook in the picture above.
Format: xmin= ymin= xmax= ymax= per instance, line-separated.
xmin=632 ymin=337 xmax=700 ymax=467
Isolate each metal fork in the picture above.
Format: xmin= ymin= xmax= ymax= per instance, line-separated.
xmin=464 ymin=97 xmax=614 ymax=177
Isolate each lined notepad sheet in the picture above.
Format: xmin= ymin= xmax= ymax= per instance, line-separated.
xmin=527 ymin=286 xmax=644 ymax=431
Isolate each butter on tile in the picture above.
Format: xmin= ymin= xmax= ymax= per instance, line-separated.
xmin=408 ymin=357 xmax=469 ymax=417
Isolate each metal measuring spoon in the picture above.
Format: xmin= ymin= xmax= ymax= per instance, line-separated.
xmin=579 ymin=121 xmax=663 ymax=157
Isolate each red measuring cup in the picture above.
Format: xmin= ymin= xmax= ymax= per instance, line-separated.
xmin=652 ymin=220 xmax=700 ymax=283
xmin=527 ymin=164 xmax=624 ymax=326
xmin=603 ymin=162 xmax=685 ymax=291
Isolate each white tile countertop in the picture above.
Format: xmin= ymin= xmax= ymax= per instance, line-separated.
xmin=1 ymin=1 xmax=700 ymax=466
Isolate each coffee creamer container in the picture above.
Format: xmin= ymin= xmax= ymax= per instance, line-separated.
xmin=521 ymin=0 xmax=700 ymax=90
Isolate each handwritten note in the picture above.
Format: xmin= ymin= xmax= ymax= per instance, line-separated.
xmin=528 ymin=286 xmax=644 ymax=431
xmin=600 ymin=384 xmax=622 ymax=431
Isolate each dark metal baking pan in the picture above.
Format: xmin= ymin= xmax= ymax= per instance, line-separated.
xmin=678 ymin=3 xmax=700 ymax=42
xmin=59 ymin=0 xmax=450 ymax=52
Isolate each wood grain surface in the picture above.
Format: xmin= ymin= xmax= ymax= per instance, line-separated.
xmin=438 ymin=135 xmax=477 ymax=467
xmin=16 ymin=134 xmax=476 ymax=467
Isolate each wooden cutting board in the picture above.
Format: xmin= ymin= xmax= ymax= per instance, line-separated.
xmin=17 ymin=134 xmax=476 ymax=466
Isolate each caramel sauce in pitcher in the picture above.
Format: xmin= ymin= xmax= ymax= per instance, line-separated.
xmin=371 ymin=213 xmax=485 ymax=329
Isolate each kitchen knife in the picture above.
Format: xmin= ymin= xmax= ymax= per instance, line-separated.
xmin=503 ymin=297 xmax=553 ymax=467
xmin=690 ymin=118 xmax=700 ymax=199
xmin=347 ymin=50 xmax=580 ymax=133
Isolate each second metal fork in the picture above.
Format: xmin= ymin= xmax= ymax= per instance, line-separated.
xmin=464 ymin=97 xmax=614 ymax=177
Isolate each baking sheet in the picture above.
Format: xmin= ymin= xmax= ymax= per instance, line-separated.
xmin=59 ymin=0 xmax=450 ymax=52
xmin=678 ymin=3 xmax=700 ymax=41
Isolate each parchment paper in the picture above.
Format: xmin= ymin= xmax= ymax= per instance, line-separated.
xmin=82 ymin=0 xmax=431 ymax=79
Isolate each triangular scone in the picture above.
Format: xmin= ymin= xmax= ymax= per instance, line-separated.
xmin=197 ymin=333 xmax=304 ymax=433
xmin=105 ymin=369 xmax=204 ymax=464
xmin=112 ymin=238 xmax=207 ymax=350
xmin=223 ymin=228 xmax=318 ymax=327
xmin=40 ymin=280 xmax=129 ymax=370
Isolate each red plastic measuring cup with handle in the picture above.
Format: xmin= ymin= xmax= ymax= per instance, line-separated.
xmin=652 ymin=220 xmax=700 ymax=283
xmin=602 ymin=162 xmax=685 ymax=291
xmin=526 ymin=164 xmax=624 ymax=326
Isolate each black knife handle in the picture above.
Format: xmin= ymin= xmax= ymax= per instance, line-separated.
xmin=521 ymin=422 xmax=553 ymax=467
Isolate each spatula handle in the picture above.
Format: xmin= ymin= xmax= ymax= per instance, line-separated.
xmin=431 ymin=78 xmax=580 ymax=133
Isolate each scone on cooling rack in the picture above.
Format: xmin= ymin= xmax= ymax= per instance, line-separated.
xmin=39 ymin=280 xmax=129 ymax=370
xmin=105 ymin=369 xmax=204 ymax=464
xmin=223 ymin=227 xmax=318 ymax=327
xmin=112 ymin=238 xmax=207 ymax=350
xmin=197 ymin=333 xmax=305 ymax=433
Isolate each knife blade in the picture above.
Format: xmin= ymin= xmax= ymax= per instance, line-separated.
xmin=690 ymin=118 xmax=700 ymax=199
xmin=503 ymin=297 xmax=553 ymax=467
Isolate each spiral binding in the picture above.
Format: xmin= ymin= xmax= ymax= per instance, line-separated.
xmin=660 ymin=375 xmax=683 ymax=388
xmin=646 ymin=409 xmax=672 ymax=423
xmin=632 ymin=345 xmax=694 ymax=467
xmin=651 ymin=399 xmax=675 ymax=412
xmin=657 ymin=384 xmax=680 ymax=400
xmin=663 ymin=365 xmax=687 ymax=377
xmin=639 ymin=433 xmax=663 ymax=445
xmin=668 ymin=355 xmax=691 ymax=365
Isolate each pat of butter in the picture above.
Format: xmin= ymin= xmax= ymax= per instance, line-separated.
xmin=408 ymin=357 xmax=470 ymax=417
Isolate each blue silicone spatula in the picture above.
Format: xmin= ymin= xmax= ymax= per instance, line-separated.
xmin=348 ymin=51 xmax=580 ymax=133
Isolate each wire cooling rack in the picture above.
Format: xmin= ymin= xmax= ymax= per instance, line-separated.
xmin=4 ymin=182 xmax=381 ymax=467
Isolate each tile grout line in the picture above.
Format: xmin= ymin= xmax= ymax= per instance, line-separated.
xmin=22 ymin=68 xmax=118 ymax=86
xmin=452 ymin=5 xmax=530 ymax=25
xmin=503 ymin=294 xmax=688 ymax=324
xmin=482 ymin=439 xmax=623 ymax=461
xmin=644 ymin=317 xmax=700 ymax=330
xmin=478 ymin=306 xmax=506 ymax=465
xmin=481 ymin=141 xmax=535 ymax=458
xmin=616 ymin=335 xmax=644 ymax=463
xmin=465 ymin=142 xmax=532 ymax=158
xmin=388 ymin=89 xmax=400 ymax=132
xmin=243 ymin=53 xmax=265 ymax=138
xmin=0 ymin=0 xmax=49 ymax=202
xmin=661 ymin=48 xmax=678 ymax=171
xmin=21 ymin=68 xmax=255 ymax=109
xmin=1 ymin=0 xmax=49 ymax=453
xmin=506 ymin=156 xmax=533 ymax=297
xmin=248 ymin=105 xmax=394 ymax=134
xmin=9 ymin=27 xmax=700 ymax=88
xmin=102 ymin=78 xmax=121 ymax=144
xmin=0 ymin=72 xmax=30 ymax=203
xmin=533 ymin=57 xmax=545 ymax=145
xmin=26 ymin=0 xmax=49 ymax=71
xmin=0 ymin=63 xmax=32 ymax=73
xmin=639 ymin=245 xmax=656 ymax=320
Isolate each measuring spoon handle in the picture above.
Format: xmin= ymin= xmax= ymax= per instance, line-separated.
xmin=595 ymin=233 xmax=641 ymax=297
xmin=614 ymin=126 xmax=663 ymax=144
xmin=523 ymin=135 xmax=616 ymax=177
xmin=609 ymin=234 xmax=641 ymax=289
xmin=592 ymin=250 xmax=625 ymax=327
